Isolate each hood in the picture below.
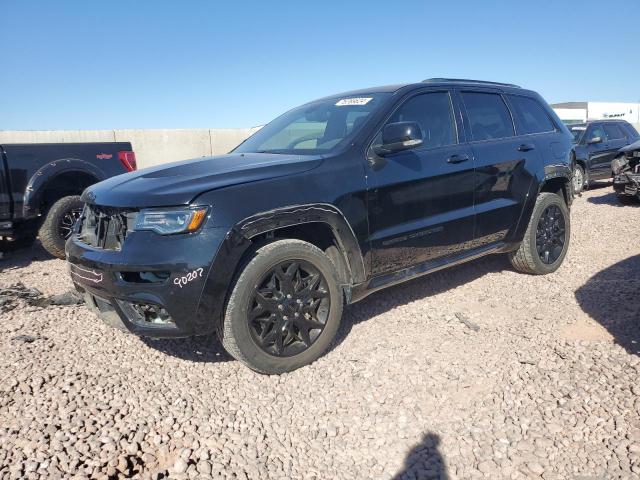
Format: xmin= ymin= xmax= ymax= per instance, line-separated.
xmin=82 ymin=153 xmax=322 ymax=208
xmin=620 ymin=139 xmax=640 ymax=154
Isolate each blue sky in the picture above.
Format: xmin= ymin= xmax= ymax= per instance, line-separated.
xmin=2 ymin=0 xmax=639 ymax=130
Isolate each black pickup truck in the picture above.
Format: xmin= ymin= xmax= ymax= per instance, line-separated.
xmin=1 ymin=142 xmax=136 ymax=258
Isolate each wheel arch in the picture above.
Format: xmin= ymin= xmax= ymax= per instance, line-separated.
xmin=234 ymin=204 xmax=365 ymax=285
xmin=574 ymin=157 xmax=586 ymax=170
xmin=510 ymin=168 xmax=572 ymax=245
xmin=23 ymin=159 xmax=104 ymax=217
xmin=539 ymin=173 xmax=572 ymax=207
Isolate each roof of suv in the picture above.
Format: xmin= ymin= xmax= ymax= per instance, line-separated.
xmin=588 ymin=119 xmax=630 ymax=123
xmin=323 ymin=78 xmax=531 ymax=100
xmin=422 ymin=78 xmax=521 ymax=88
xmin=570 ymin=119 xmax=633 ymax=128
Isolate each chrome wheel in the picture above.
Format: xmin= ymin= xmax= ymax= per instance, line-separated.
xmin=572 ymin=166 xmax=584 ymax=193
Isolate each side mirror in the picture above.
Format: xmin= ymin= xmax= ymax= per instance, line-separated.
xmin=374 ymin=121 xmax=423 ymax=156
xmin=587 ymin=136 xmax=602 ymax=145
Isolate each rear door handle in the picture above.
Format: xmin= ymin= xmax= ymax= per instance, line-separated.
xmin=518 ymin=143 xmax=536 ymax=152
xmin=447 ymin=154 xmax=470 ymax=164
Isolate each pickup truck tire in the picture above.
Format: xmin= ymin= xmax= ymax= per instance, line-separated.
xmin=221 ymin=239 xmax=343 ymax=374
xmin=39 ymin=195 xmax=84 ymax=259
xmin=509 ymin=192 xmax=570 ymax=275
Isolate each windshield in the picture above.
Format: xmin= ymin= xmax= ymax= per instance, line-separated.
xmin=570 ymin=126 xmax=586 ymax=143
xmin=234 ymin=93 xmax=391 ymax=155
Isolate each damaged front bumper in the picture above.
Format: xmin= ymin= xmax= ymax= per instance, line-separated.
xmin=613 ymin=172 xmax=640 ymax=198
xmin=66 ymin=227 xmax=228 ymax=338
xmin=612 ymin=147 xmax=640 ymax=199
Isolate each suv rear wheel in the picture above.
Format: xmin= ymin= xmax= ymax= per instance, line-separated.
xmin=509 ymin=192 xmax=570 ymax=275
xmin=221 ymin=239 xmax=343 ymax=374
xmin=39 ymin=195 xmax=84 ymax=259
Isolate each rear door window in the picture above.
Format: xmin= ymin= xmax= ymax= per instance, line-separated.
xmin=461 ymin=92 xmax=515 ymax=141
xmin=508 ymin=95 xmax=556 ymax=134
xmin=603 ymin=123 xmax=625 ymax=140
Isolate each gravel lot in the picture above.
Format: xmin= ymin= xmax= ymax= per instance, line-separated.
xmin=1 ymin=185 xmax=639 ymax=480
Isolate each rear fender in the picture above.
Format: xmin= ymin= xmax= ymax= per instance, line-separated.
xmin=510 ymin=166 xmax=572 ymax=244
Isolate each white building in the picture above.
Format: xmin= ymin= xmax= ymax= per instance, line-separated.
xmin=552 ymin=101 xmax=640 ymax=127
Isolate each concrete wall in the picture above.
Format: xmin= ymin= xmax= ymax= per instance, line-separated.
xmin=2 ymin=123 xmax=638 ymax=170
xmin=0 ymin=128 xmax=261 ymax=169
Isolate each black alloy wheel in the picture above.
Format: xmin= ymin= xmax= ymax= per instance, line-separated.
xmin=39 ymin=195 xmax=86 ymax=259
xmin=59 ymin=207 xmax=83 ymax=239
xmin=248 ymin=260 xmax=330 ymax=357
xmin=535 ymin=204 xmax=566 ymax=264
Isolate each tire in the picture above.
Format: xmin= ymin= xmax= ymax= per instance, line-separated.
xmin=220 ymin=239 xmax=343 ymax=374
xmin=509 ymin=192 xmax=570 ymax=275
xmin=39 ymin=195 xmax=84 ymax=259
xmin=572 ymin=164 xmax=585 ymax=194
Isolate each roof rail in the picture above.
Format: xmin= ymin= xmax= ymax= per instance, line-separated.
xmin=422 ymin=78 xmax=521 ymax=88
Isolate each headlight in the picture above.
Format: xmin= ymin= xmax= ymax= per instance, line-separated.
xmin=134 ymin=207 xmax=208 ymax=235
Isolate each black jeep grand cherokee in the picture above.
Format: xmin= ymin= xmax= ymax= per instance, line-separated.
xmin=67 ymin=79 xmax=573 ymax=374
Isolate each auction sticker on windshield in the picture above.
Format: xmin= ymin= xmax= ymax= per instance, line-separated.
xmin=335 ymin=97 xmax=372 ymax=106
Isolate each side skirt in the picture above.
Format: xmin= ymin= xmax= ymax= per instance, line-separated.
xmin=349 ymin=241 xmax=511 ymax=303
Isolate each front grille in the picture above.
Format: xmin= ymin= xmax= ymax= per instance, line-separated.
xmin=77 ymin=205 xmax=136 ymax=250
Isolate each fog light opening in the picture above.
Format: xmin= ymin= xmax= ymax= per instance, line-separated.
xmin=116 ymin=299 xmax=175 ymax=326
xmin=133 ymin=303 xmax=173 ymax=325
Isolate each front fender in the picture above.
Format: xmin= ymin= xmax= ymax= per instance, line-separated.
xmin=23 ymin=158 xmax=106 ymax=217
xmin=572 ymin=146 xmax=588 ymax=168
xmin=196 ymin=203 xmax=365 ymax=333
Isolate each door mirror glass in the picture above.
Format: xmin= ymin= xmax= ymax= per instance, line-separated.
xmin=587 ymin=136 xmax=602 ymax=145
xmin=374 ymin=121 xmax=423 ymax=156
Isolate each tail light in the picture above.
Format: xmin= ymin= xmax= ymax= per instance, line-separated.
xmin=118 ymin=151 xmax=137 ymax=172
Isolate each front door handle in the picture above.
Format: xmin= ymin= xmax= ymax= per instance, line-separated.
xmin=518 ymin=143 xmax=536 ymax=152
xmin=447 ymin=154 xmax=470 ymax=164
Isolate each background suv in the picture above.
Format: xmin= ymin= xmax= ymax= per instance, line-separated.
xmin=569 ymin=119 xmax=640 ymax=193
xmin=67 ymin=78 xmax=574 ymax=374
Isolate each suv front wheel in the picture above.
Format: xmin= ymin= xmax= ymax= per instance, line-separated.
xmin=572 ymin=164 xmax=585 ymax=194
xmin=221 ymin=239 xmax=343 ymax=374
xmin=509 ymin=192 xmax=570 ymax=275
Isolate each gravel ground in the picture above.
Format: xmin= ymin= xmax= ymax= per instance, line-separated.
xmin=0 ymin=185 xmax=639 ymax=480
